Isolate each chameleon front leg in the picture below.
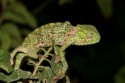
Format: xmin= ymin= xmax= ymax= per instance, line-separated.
xmin=53 ymin=45 xmax=68 ymax=79
xmin=58 ymin=47 xmax=68 ymax=78
xmin=13 ymin=50 xmax=41 ymax=69
xmin=60 ymin=44 xmax=71 ymax=52
xmin=11 ymin=47 xmax=40 ymax=69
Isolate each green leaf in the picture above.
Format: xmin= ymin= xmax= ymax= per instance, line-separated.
xmin=10 ymin=3 xmax=37 ymax=28
xmin=21 ymin=28 xmax=31 ymax=36
xmin=0 ymin=72 xmax=8 ymax=82
xmin=1 ymin=23 xmax=21 ymax=37
xmin=58 ymin=0 xmax=73 ymax=6
xmin=0 ymin=50 xmax=13 ymax=73
xmin=8 ymin=69 xmax=31 ymax=82
xmin=1 ymin=0 xmax=7 ymax=9
xmin=8 ymin=0 xmax=17 ymax=4
xmin=0 ymin=31 xmax=11 ymax=50
xmin=3 ymin=2 xmax=37 ymax=28
xmin=114 ymin=66 xmax=125 ymax=83
xmin=1 ymin=23 xmax=23 ymax=48
xmin=37 ymin=67 xmax=54 ymax=83
xmin=3 ymin=10 xmax=26 ymax=24
xmin=0 ymin=69 xmax=31 ymax=82
xmin=96 ymin=0 xmax=113 ymax=19
xmin=11 ymin=37 xmax=22 ymax=48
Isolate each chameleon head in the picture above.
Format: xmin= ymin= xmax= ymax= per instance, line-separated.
xmin=74 ymin=24 xmax=101 ymax=45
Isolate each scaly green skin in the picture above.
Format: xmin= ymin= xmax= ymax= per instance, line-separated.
xmin=10 ymin=21 xmax=100 ymax=69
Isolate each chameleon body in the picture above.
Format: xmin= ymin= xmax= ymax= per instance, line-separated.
xmin=10 ymin=21 xmax=100 ymax=70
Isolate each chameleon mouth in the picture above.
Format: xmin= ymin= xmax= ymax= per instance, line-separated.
xmin=86 ymin=34 xmax=100 ymax=44
xmin=80 ymin=36 xmax=93 ymax=45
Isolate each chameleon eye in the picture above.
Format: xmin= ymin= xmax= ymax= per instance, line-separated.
xmin=90 ymin=32 xmax=93 ymax=35
xmin=88 ymin=32 xmax=93 ymax=37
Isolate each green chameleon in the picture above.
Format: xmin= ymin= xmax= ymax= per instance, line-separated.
xmin=10 ymin=21 xmax=100 ymax=71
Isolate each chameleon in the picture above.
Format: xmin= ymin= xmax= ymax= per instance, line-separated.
xmin=10 ymin=21 xmax=100 ymax=70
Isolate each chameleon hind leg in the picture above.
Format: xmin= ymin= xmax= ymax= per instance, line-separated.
xmin=13 ymin=48 xmax=42 ymax=69
xmin=14 ymin=53 xmax=27 ymax=69
xmin=10 ymin=46 xmax=28 ymax=65
xmin=11 ymin=46 xmax=40 ymax=69
xmin=13 ymin=47 xmax=53 ymax=69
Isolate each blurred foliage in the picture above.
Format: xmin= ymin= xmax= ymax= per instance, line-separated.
xmin=0 ymin=50 xmax=13 ymax=73
xmin=58 ymin=0 xmax=73 ymax=6
xmin=114 ymin=66 xmax=125 ymax=83
xmin=0 ymin=0 xmax=37 ymax=50
xmin=96 ymin=0 xmax=113 ymax=19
